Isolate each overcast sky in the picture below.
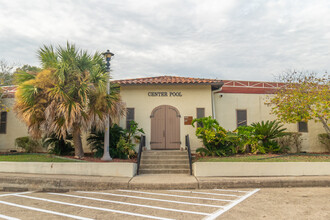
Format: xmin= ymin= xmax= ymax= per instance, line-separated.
xmin=1 ymin=0 xmax=330 ymax=81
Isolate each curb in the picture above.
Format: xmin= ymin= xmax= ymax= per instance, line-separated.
xmin=197 ymin=176 xmax=330 ymax=189
xmin=0 ymin=173 xmax=131 ymax=192
xmin=0 ymin=173 xmax=329 ymax=192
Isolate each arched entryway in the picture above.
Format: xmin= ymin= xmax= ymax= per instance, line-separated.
xmin=150 ymin=105 xmax=181 ymax=150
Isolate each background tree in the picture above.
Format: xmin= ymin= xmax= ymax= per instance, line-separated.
xmin=267 ymin=71 xmax=329 ymax=135
xmin=0 ymin=59 xmax=15 ymax=86
xmin=0 ymin=87 xmax=6 ymax=111
xmin=16 ymin=64 xmax=42 ymax=73
xmin=14 ymin=43 xmax=124 ymax=158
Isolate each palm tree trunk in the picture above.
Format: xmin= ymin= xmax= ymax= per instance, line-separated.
xmin=73 ymin=125 xmax=84 ymax=158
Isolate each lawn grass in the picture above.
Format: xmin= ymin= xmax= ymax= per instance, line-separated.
xmin=0 ymin=153 xmax=83 ymax=162
xmin=196 ymin=153 xmax=330 ymax=162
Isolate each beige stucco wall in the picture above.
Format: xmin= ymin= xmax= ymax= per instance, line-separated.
xmin=214 ymin=93 xmax=327 ymax=152
xmin=0 ymin=98 xmax=90 ymax=153
xmin=2 ymin=87 xmax=327 ymax=154
xmin=0 ymin=98 xmax=29 ymax=152
xmin=119 ymin=84 xmax=213 ymax=151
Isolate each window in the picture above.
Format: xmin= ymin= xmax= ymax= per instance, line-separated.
xmin=126 ymin=108 xmax=135 ymax=129
xmin=298 ymin=121 xmax=308 ymax=132
xmin=0 ymin=112 xmax=7 ymax=134
xmin=236 ymin=110 xmax=247 ymax=127
xmin=196 ymin=108 xmax=205 ymax=127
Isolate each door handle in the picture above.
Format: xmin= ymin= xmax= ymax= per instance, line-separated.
xmin=163 ymin=130 xmax=165 ymax=137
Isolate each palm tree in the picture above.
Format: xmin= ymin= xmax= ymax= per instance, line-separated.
xmin=14 ymin=43 xmax=124 ymax=158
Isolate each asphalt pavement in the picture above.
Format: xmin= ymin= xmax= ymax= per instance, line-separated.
xmin=0 ymin=188 xmax=329 ymax=220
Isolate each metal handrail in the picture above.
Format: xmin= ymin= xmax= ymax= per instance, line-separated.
xmin=185 ymin=134 xmax=193 ymax=175
xmin=136 ymin=135 xmax=145 ymax=175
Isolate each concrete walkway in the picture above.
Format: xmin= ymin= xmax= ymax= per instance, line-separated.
xmin=0 ymin=173 xmax=329 ymax=192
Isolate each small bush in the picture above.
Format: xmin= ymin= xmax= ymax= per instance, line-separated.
xmin=87 ymin=124 xmax=124 ymax=158
xmin=42 ymin=134 xmax=74 ymax=156
xmin=118 ymin=121 xmax=145 ymax=159
xmin=87 ymin=122 xmax=144 ymax=159
xmin=276 ymin=132 xmax=302 ymax=153
xmin=318 ymin=133 xmax=330 ymax=152
xmin=193 ymin=116 xmax=236 ymax=156
xmin=193 ymin=118 xmax=291 ymax=156
xmin=15 ymin=136 xmax=42 ymax=153
xmin=116 ymin=136 xmax=137 ymax=159
xmin=234 ymin=126 xmax=265 ymax=154
xmin=250 ymin=120 xmax=288 ymax=153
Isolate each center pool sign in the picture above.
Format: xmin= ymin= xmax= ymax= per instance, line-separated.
xmin=148 ymin=92 xmax=182 ymax=97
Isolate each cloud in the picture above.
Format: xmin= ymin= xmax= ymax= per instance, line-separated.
xmin=0 ymin=0 xmax=329 ymax=81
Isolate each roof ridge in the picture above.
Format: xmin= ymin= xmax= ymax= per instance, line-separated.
xmin=112 ymin=75 xmax=219 ymax=81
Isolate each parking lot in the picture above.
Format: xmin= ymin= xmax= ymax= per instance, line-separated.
xmin=0 ymin=188 xmax=329 ymax=219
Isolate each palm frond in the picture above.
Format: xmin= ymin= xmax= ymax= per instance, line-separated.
xmin=37 ymin=45 xmax=58 ymax=69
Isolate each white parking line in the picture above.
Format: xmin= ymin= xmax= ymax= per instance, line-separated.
xmin=0 ymin=192 xmax=32 ymax=198
xmin=14 ymin=194 xmax=174 ymax=220
xmin=78 ymin=191 xmax=224 ymax=208
xmin=204 ymin=189 xmax=260 ymax=220
xmin=48 ymin=192 xmax=210 ymax=216
xmin=0 ymin=214 xmax=20 ymax=220
xmin=213 ymin=189 xmax=250 ymax=193
xmin=118 ymin=189 xmax=237 ymax=201
xmin=168 ymin=190 xmax=237 ymax=200
xmin=0 ymin=200 xmax=91 ymax=220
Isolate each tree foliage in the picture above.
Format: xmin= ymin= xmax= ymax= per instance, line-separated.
xmin=267 ymin=71 xmax=329 ymax=135
xmin=0 ymin=88 xmax=6 ymax=111
xmin=0 ymin=59 xmax=15 ymax=86
xmin=14 ymin=43 xmax=125 ymax=158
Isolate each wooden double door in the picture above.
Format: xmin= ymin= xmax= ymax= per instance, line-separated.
xmin=150 ymin=105 xmax=181 ymax=150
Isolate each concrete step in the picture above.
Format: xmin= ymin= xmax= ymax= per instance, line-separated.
xmin=141 ymin=159 xmax=189 ymax=165
xmin=139 ymin=169 xmax=190 ymax=174
xmin=138 ymin=150 xmax=190 ymax=175
xmin=142 ymin=150 xmax=187 ymax=156
xmin=141 ymin=155 xmax=188 ymax=160
xmin=140 ymin=164 xmax=190 ymax=169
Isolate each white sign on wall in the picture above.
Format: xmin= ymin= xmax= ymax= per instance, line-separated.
xmin=148 ymin=92 xmax=182 ymax=97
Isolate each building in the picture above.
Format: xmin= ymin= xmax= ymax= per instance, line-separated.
xmin=0 ymin=76 xmax=327 ymax=153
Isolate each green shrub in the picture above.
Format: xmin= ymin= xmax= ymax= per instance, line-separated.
xmin=42 ymin=134 xmax=74 ymax=156
xmin=192 ymin=117 xmax=236 ymax=156
xmin=234 ymin=126 xmax=265 ymax=154
xmin=116 ymin=136 xmax=136 ymax=159
xmin=87 ymin=122 xmax=144 ymax=159
xmin=118 ymin=121 xmax=145 ymax=159
xmin=318 ymin=133 xmax=330 ymax=152
xmin=87 ymin=129 xmax=105 ymax=158
xmin=251 ymin=120 xmax=288 ymax=153
xmin=251 ymin=120 xmax=288 ymax=142
xmin=15 ymin=136 xmax=42 ymax=153
xmin=87 ymin=124 xmax=124 ymax=158
xmin=123 ymin=121 xmax=145 ymax=145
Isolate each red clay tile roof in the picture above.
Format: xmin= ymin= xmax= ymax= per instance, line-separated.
xmin=1 ymin=78 xmax=284 ymax=97
xmin=0 ymin=85 xmax=16 ymax=98
xmin=112 ymin=75 xmax=223 ymax=85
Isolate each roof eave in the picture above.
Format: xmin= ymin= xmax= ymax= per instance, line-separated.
xmin=114 ymin=82 xmax=224 ymax=86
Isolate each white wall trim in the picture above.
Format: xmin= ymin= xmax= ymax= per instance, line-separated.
xmin=0 ymin=162 xmax=137 ymax=177
xmin=193 ymin=162 xmax=330 ymax=177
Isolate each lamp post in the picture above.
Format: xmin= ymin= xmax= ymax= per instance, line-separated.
xmin=101 ymin=49 xmax=114 ymax=161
